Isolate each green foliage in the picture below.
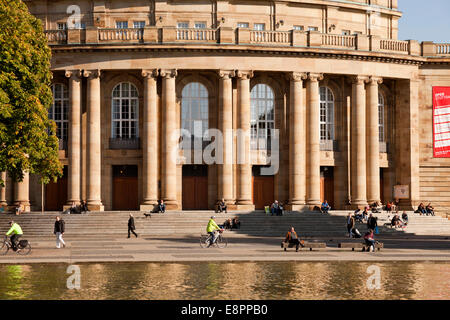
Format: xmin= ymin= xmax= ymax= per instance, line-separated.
xmin=0 ymin=0 xmax=62 ymax=185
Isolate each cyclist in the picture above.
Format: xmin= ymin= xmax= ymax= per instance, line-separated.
xmin=206 ymin=216 xmax=220 ymax=247
xmin=6 ymin=221 xmax=23 ymax=251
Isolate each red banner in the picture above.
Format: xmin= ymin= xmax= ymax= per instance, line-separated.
xmin=433 ymin=87 xmax=450 ymax=158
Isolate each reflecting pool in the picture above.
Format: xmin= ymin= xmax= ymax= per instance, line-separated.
xmin=0 ymin=262 xmax=449 ymax=300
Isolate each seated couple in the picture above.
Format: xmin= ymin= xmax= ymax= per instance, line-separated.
xmin=271 ymin=201 xmax=284 ymax=216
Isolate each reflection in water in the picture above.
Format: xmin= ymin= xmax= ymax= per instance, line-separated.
xmin=0 ymin=262 xmax=449 ymax=300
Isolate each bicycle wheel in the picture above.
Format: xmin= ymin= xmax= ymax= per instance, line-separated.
xmin=215 ymin=235 xmax=227 ymax=248
xmin=199 ymin=235 xmax=210 ymax=248
xmin=17 ymin=243 xmax=31 ymax=256
xmin=0 ymin=242 xmax=9 ymax=255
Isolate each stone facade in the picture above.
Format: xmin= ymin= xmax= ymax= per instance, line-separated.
xmin=1 ymin=0 xmax=449 ymax=212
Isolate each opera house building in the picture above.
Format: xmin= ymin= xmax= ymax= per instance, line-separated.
xmin=1 ymin=0 xmax=449 ymax=213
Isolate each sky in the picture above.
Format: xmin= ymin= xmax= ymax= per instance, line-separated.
xmin=398 ymin=0 xmax=450 ymax=42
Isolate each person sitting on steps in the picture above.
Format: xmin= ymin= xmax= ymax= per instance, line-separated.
xmin=320 ymin=200 xmax=331 ymax=214
xmin=158 ymin=200 xmax=166 ymax=213
xmin=216 ymin=199 xmax=227 ymax=213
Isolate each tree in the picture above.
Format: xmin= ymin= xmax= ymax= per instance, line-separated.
xmin=0 ymin=0 xmax=62 ymax=186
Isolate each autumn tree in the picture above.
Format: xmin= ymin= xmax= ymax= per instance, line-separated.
xmin=0 ymin=0 xmax=62 ymax=185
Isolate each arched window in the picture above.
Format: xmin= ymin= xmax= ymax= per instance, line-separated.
xmin=319 ymin=86 xmax=335 ymax=141
xmin=251 ymin=84 xmax=275 ymax=150
xmin=378 ymin=93 xmax=385 ymax=142
xmin=181 ymin=82 xmax=209 ymax=146
xmin=111 ymin=82 xmax=139 ymax=139
xmin=49 ymin=83 xmax=69 ymax=142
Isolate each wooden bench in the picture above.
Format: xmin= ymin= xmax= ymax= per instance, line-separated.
xmin=338 ymin=242 xmax=384 ymax=252
xmin=281 ymin=241 xmax=327 ymax=251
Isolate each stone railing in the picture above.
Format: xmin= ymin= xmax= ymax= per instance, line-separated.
xmin=175 ymin=28 xmax=218 ymax=42
xmin=422 ymin=42 xmax=450 ymax=56
xmin=98 ymin=28 xmax=144 ymax=42
xmin=250 ymin=30 xmax=291 ymax=45
xmin=44 ymin=27 xmax=448 ymax=58
xmin=321 ymin=34 xmax=356 ymax=49
xmin=379 ymin=39 xmax=409 ymax=53
xmin=109 ymin=138 xmax=140 ymax=150
xmin=45 ymin=30 xmax=67 ymax=44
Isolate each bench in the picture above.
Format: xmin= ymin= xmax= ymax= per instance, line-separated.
xmin=338 ymin=242 xmax=384 ymax=251
xmin=281 ymin=241 xmax=327 ymax=251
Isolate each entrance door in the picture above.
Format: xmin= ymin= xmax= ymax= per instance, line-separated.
xmin=45 ymin=166 xmax=68 ymax=211
xmin=112 ymin=165 xmax=139 ymax=210
xmin=252 ymin=166 xmax=275 ymax=210
xmin=320 ymin=167 xmax=334 ymax=208
xmin=182 ymin=165 xmax=208 ymax=210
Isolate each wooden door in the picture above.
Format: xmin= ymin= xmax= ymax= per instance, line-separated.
xmin=182 ymin=176 xmax=208 ymax=210
xmin=320 ymin=167 xmax=334 ymax=208
xmin=252 ymin=176 xmax=275 ymax=210
xmin=112 ymin=165 xmax=139 ymax=210
xmin=113 ymin=176 xmax=139 ymax=210
xmin=45 ymin=166 xmax=68 ymax=211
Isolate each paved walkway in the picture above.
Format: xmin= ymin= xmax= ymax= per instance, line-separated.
xmin=1 ymin=233 xmax=450 ymax=264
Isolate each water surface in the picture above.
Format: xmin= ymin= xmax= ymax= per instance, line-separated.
xmin=0 ymin=262 xmax=449 ymax=300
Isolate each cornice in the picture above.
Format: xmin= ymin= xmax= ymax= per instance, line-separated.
xmin=50 ymin=45 xmax=427 ymax=67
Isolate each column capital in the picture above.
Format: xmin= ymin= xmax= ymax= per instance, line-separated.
xmin=352 ymin=75 xmax=369 ymax=85
xmin=142 ymin=69 xmax=159 ymax=79
xmin=235 ymin=70 xmax=254 ymax=80
xmin=160 ymin=69 xmax=177 ymax=79
xmin=367 ymin=76 xmax=383 ymax=85
xmin=288 ymin=72 xmax=308 ymax=82
xmin=83 ymin=69 xmax=101 ymax=79
xmin=218 ymin=70 xmax=235 ymax=80
xmin=307 ymin=73 xmax=324 ymax=82
xmin=65 ymin=70 xmax=82 ymax=80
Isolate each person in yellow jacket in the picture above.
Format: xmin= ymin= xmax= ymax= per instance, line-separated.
xmin=206 ymin=216 xmax=221 ymax=247
xmin=5 ymin=221 xmax=23 ymax=251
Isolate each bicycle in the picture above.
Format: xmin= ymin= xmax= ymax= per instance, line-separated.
xmin=1 ymin=236 xmax=32 ymax=255
xmin=199 ymin=229 xmax=227 ymax=248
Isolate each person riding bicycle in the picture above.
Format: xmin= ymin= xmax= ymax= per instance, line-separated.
xmin=206 ymin=216 xmax=221 ymax=247
xmin=5 ymin=221 xmax=23 ymax=251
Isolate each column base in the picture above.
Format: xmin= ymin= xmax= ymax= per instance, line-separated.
xmin=285 ymin=204 xmax=308 ymax=212
xmin=140 ymin=204 xmax=157 ymax=211
xmin=14 ymin=201 xmax=31 ymax=213
xmin=87 ymin=204 xmax=104 ymax=212
xmin=234 ymin=204 xmax=255 ymax=211
xmin=350 ymin=201 xmax=368 ymax=210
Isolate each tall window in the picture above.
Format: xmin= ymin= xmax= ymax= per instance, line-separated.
xmin=181 ymin=82 xmax=209 ymax=147
xmin=251 ymin=84 xmax=275 ymax=150
xmin=379 ymin=93 xmax=385 ymax=142
xmin=319 ymin=86 xmax=335 ymax=141
xmin=49 ymin=84 xmax=69 ymax=142
xmin=111 ymin=83 xmax=139 ymax=139
xmin=254 ymin=23 xmax=265 ymax=31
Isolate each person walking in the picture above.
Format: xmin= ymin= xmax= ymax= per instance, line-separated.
xmin=128 ymin=213 xmax=138 ymax=238
xmin=346 ymin=213 xmax=355 ymax=238
xmin=54 ymin=216 xmax=66 ymax=249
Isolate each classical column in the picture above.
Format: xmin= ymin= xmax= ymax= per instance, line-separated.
xmin=14 ymin=172 xmax=30 ymax=211
xmin=0 ymin=172 xmax=7 ymax=206
xmin=160 ymin=69 xmax=178 ymax=210
xmin=366 ymin=76 xmax=383 ymax=204
xmin=351 ymin=75 xmax=369 ymax=208
xmin=218 ymin=70 xmax=235 ymax=205
xmin=83 ymin=70 xmax=104 ymax=211
xmin=66 ymin=70 xmax=82 ymax=206
xmin=289 ymin=72 xmax=307 ymax=211
xmin=235 ymin=70 xmax=254 ymax=210
xmin=306 ymin=73 xmax=323 ymax=208
xmin=141 ymin=69 xmax=159 ymax=210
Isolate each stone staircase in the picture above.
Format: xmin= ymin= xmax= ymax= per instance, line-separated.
xmin=1 ymin=209 xmax=449 ymax=239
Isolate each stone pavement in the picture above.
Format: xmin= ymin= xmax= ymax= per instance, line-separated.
xmin=1 ymin=233 xmax=450 ymax=264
